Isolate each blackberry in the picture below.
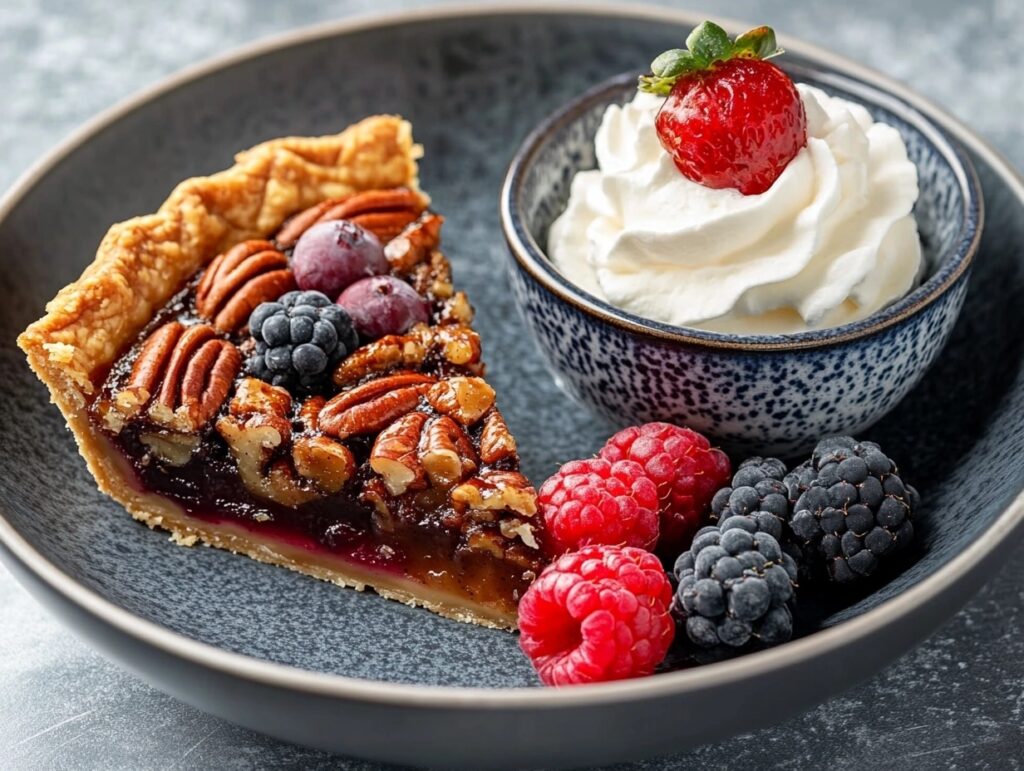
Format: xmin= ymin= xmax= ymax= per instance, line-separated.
xmin=672 ymin=524 xmax=798 ymax=649
xmin=711 ymin=457 xmax=810 ymax=576
xmin=711 ymin=457 xmax=788 ymax=535
xmin=783 ymin=459 xmax=816 ymax=505
xmin=789 ymin=436 xmax=918 ymax=584
xmin=247 ymin=290 xmax=359 ymax=390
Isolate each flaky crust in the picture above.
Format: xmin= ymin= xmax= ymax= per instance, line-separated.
xmin=18 ymin=115 xmax=421 ymax=411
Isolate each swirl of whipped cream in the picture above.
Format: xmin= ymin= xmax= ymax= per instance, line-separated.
xmin=548 ymin=84 xmax=922 ymax=334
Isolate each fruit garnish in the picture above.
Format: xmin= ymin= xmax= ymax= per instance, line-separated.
xmin=337 ymin=275 xmax=431 ymax=340
xmin=538 ymin=458 xmax=661 ymax=554
xmin=711 ymin=457 xmax=811 ymax=580
xmin=247 ymin=290 xmax=359 ymax=389
xmin=599 ymin=423 xmax=731 ymax=556
xmin=518 ymin=544 xmax=675 ymax=685
xmin=638 ymin=22 xmax=807 ymax=195
xmin=292 ymin=220 xmax=388 ymax=299
xmin=672 ymin=523 xmax=798 ymax=649
xmin=785 ymin=436 xmax=918 ymax=584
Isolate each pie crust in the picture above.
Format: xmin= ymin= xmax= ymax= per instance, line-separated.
xmin=18 ymin=116 xmax=537 ymax=629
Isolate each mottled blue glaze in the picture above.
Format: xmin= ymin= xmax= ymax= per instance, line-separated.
xmin=504 ymin=70 xmax=982 ymax=457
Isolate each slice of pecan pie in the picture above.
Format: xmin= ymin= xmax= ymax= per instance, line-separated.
xmin=19 ymin=116 xmax=545 ymax=629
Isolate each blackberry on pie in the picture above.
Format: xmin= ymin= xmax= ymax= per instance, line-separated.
xmin=18 ymin=117 xmax=545 ymax=629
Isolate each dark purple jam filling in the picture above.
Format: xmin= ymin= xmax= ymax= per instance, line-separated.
xmin=113 ymin=426 xmax=407 ymax=573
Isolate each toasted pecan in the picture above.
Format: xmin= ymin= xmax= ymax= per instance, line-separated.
xmin=111 ymin=322 xmax=240 ymax=434
xmin=275 ymin=188 xmax=428 ymax=248
xmin=195 ymin=241 xmax=295 ymax=333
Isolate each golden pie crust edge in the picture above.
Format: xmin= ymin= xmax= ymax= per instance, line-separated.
xmin=13 ymin=116 xmax=516 ymax=629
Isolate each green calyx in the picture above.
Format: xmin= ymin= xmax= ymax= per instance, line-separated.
xmin=638 ymin=22 xmax=784 ymax=95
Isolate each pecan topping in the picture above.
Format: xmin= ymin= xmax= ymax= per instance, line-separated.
xmin=139 ymin=433 xmax=200 ymax=468
xmin=432 ymin=325 xmax=482 ymax=368
xmin=293 ymin=435 xmax=355 ymax=494
xmin=385 ymin=214 xmax=444 ymax=273
xmin=230 ymin=376 xmax=294 ymax=426
xmin=332 ymin=331 xmax=428 ymax=387
xmin=465 ymin=530 xmax=506 ymax=558
xmin=195 ymin=240 xmax=295 ymax=333
xmin=124 ymin=321 xmax=183 ymax=404
xmin=420 ymin=415 xmax=477 ymax=488
xmin=289 ymin=395 xmax=356 ymax=494
xmin=426 ymin=377 xmax=495 ymax=425
xmin=331 ymin=323 xmax=482 ymax=386
xmin=499 ymin=518 xmax=541 ymax=550
xmin=109 ymin=321 xmax=241 ymax=434
xmin=370 ymin=411 xmax=429 ymax=496
xmin=216 ymin=378 xmax=318 ymax=507
xmin=275 ymin=188 xmax=428 ymax=248
xmin=440 ymin=291 xmax=474 ymax=326
xmin=106 ymin=321 xmax=184 ymax=429
xmin=479 ymin=410 xmax=517 ymax=464
xmin=451 ymin=471 xmax=538 ymax=519
xmin=411 ymin=250 xmax=453 ymax=299
xmin=319 ymin=372 xmax=436 ymax=439
xmin=296 ymin=395 xmax=326 ymax=432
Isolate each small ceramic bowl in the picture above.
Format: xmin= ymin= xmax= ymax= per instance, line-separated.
xmin=501 ymin=68 xmax=983 ymax=457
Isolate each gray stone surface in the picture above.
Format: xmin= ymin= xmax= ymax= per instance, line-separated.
xmin=1 ymin=0 xmax=1022 ymax=768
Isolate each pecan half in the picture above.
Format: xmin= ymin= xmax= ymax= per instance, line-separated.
xmin=110 ymin=321 xmax=241 ymax=435
xmin=370 ymin=411 xmax=429 ymax=495
xmin=420 ymin=415 xmax=477 ymax=488
xmin=195 ymin=240 xmax=295 ymax=333
xmin=479 ymin=410 xmax=517 ymax=464
xmin=332 ymin=330 xmax=428 ymax=387
xmin=319 ymin=372 xmax=436 ymax=439
xmin=275 ymin=188 xmax=429 ymax=248
xmin=384 ymin=213 xmax=444 ymax=273
xmin=106 ymin=321 xmax=185 ymax=430
xmin=426 ymin=377 xmax=495 ymax=425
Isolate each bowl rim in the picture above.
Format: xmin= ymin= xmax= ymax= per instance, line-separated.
xmin=501 ymin=67 xmax=985 ymax=352
xmin=1 ymin=1 xmax=1022 ymax=710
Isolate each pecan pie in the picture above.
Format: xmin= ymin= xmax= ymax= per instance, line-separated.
xmin=18 ymin=116 xmax=545 ymax=629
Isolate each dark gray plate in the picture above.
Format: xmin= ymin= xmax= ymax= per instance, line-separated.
xmin=1 ymin=6 xmax=1022 ymax=768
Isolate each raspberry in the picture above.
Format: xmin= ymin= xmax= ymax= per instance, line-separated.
xmin=518 ymin=545 xmax=675 ymax=685
xmin=538 ymin=459 xmax=660 ymax=554
xmin=599 ymin=423 xmax=731 ymax=554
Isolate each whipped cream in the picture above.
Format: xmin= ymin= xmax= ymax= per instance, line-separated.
xmin=548 ymin=85 xmax=922 ymax=334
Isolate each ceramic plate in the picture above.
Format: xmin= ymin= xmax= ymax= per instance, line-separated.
xmin=2 ymin=6 xmax=1023 ymax=768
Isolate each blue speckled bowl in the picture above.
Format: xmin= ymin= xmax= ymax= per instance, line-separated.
xmin=502 ymin=69 xmax=983 ymax=457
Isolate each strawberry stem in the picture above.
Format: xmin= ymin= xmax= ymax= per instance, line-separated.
xmin=638 ymin=22 xmax=784 ymax=95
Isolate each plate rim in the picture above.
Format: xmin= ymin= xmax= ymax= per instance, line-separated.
xmin=2 ymin=1 xmax=1023 ymax=708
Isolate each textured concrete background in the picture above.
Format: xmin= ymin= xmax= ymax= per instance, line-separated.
xmin=2 ymin=0 xmax=1023 ymax=768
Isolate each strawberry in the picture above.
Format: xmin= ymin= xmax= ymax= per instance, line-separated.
xmin=638 ymin=22 xmax=807 ymax=195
